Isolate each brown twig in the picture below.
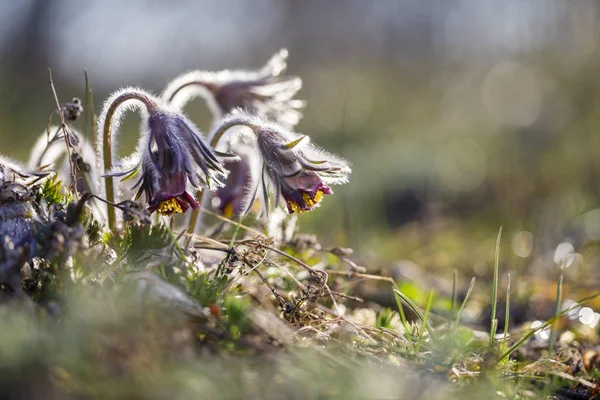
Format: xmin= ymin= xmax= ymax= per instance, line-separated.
xmin=324 ymin=269 xmax=400 ymax=289
xmin=250 ymin=264 xmax=288 ymax=310
xmin=47 ymin=68 xmax=77 ymax=188
xmin=199 ymin=208 xmax=266 ymax=237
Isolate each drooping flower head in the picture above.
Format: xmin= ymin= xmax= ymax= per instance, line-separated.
xmin=209 ymin=114 xmax=350 ymax=216
xmin=161 ymin=50 xmax=306 ymax=218
xmin=162 ymin=49 xmax=305 ymax=128
xmin=98 ymin=88 xmax=230 ymax=218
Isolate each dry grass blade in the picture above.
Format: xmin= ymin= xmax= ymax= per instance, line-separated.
xmin=200 ymin=208 xmax=266 ymax=237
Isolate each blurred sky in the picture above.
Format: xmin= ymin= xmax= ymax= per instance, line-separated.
xmin=0 ymin=1 xmax=580 ymax=85
xmin=2 ymin=0 xmax=600 ymax=275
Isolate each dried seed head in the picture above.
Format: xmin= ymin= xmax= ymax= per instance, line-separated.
xmin=61 ymin=97 xmax=83 ymax=121
xmin=72 ymin=152 xmax=91 ymax=173
xmin=118 ymin=200 xmax=152 ymax=224
xmin=331 ymin=247 xmax=353 ymax=258
xmin=289 ymin=233 xmax=319 ymax=253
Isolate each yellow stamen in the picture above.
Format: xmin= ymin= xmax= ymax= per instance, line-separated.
xmin=289 ymin=201 xmax=303 ymax=214
xmin=157 ymin=198 xmax=183 ymax=215
xmin=288 ymin=189 xmax=325 ymax=214
xmin=312 ymin=190 xmax=324 ymax=205
xmin=223 ymin=201 xmax=234 ymax=218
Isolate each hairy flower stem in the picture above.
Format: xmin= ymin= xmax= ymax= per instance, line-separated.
xmin=102 ymin=92 xmax=158 ymax=231
xmin=166 ymin=80 xmax=217 ymax=106
xmin=186 ymin=118 xmax=256 ymax=234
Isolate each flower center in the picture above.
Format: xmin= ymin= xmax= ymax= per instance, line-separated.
xmin=289 ymin=190 xmax=325 ymax=214
xmin=156 ymin=198 xmax=183 ymax=215
xmin=223 ymin=201 xmax=235 ymax=218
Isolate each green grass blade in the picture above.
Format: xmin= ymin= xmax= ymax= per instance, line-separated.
xmin=549 ymin=270 xmax=564 ymax=354
xmin=229 ymin=216 xmax=244 ymax=248
xmin=393 ymin=290 xmax=415 ymax=352
xmin=393 ymin=289 xmax=436 ymax=341
xmin=84 ymin=70 xmax=90 ymax=141
xmin=451 ymin=269 xmax=457 ymax=321
xmin=489 ymin=319 xmax=498 ymax=351
xmin=490 ymin=226 xmax=502 ymax=351
xmin=498 ymin=290 xmax=600 ymax=363
xmin=455 ymin=276 xmax=476 ymax=326
xmin=84 ymin=69 xmax=97 ymax=157
xmin=416 ymin=292 xmax=434 ymax=353
xmin=502 ymin=273 xmax=511 ymax=351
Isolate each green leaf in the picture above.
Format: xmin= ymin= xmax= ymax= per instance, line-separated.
xmin=119 ymin=168 xmax=139 ymax=182
xmin=281 ymin=135 xmax=308 ymax=150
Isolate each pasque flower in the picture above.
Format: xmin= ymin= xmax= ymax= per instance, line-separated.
xmin=162 ymin=49 xmax=305 ymax=128
xmin=209 ymin=114 xmax=350 ymax=215
xmin=161 ymin=50 xmax=306 ymax=219
xmin=98 ymin=88 xmax=229 ymax=223
xmin=214 ymin=137 xmax=259 ymax=217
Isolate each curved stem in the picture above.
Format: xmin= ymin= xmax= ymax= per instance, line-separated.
xmin=186 ymin=118 xmax=257 ymax=234
xmin=209 ymin=119 xmax=256 ymax=149
xmin=166 ymin=80 xmax=217 ymax=106
xmin=102 ymin=92 xmax=158 ymax=231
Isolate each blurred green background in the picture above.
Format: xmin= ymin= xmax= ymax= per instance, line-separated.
xmin=2 ymin=0 xmax=600 ymax=282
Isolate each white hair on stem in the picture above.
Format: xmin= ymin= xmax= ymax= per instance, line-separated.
xmin=96 ymin=87 xmax=165 ymax=228
xmin=96 ymin=87 xmax=167 ymax=204
xmin=97 ymin=87 xmax=157 ymax=174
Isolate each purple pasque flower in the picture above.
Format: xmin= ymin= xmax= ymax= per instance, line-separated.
xmin=102 ymin=89 xmax=229 ymax=216
xmin=256 ymin=126 xmax=346 ymax=214
xmin=162 ymin=49 xmax=305 ymax=128
xmin=212 ymin=114 xmax=350 ymax=216
xmin=277 ymin=171 xmax=333 ymax=214
xmin=214 ymin=136 xmax=260 ymax=217
xmin=162 ymin=50 xmax=305 ymax=218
